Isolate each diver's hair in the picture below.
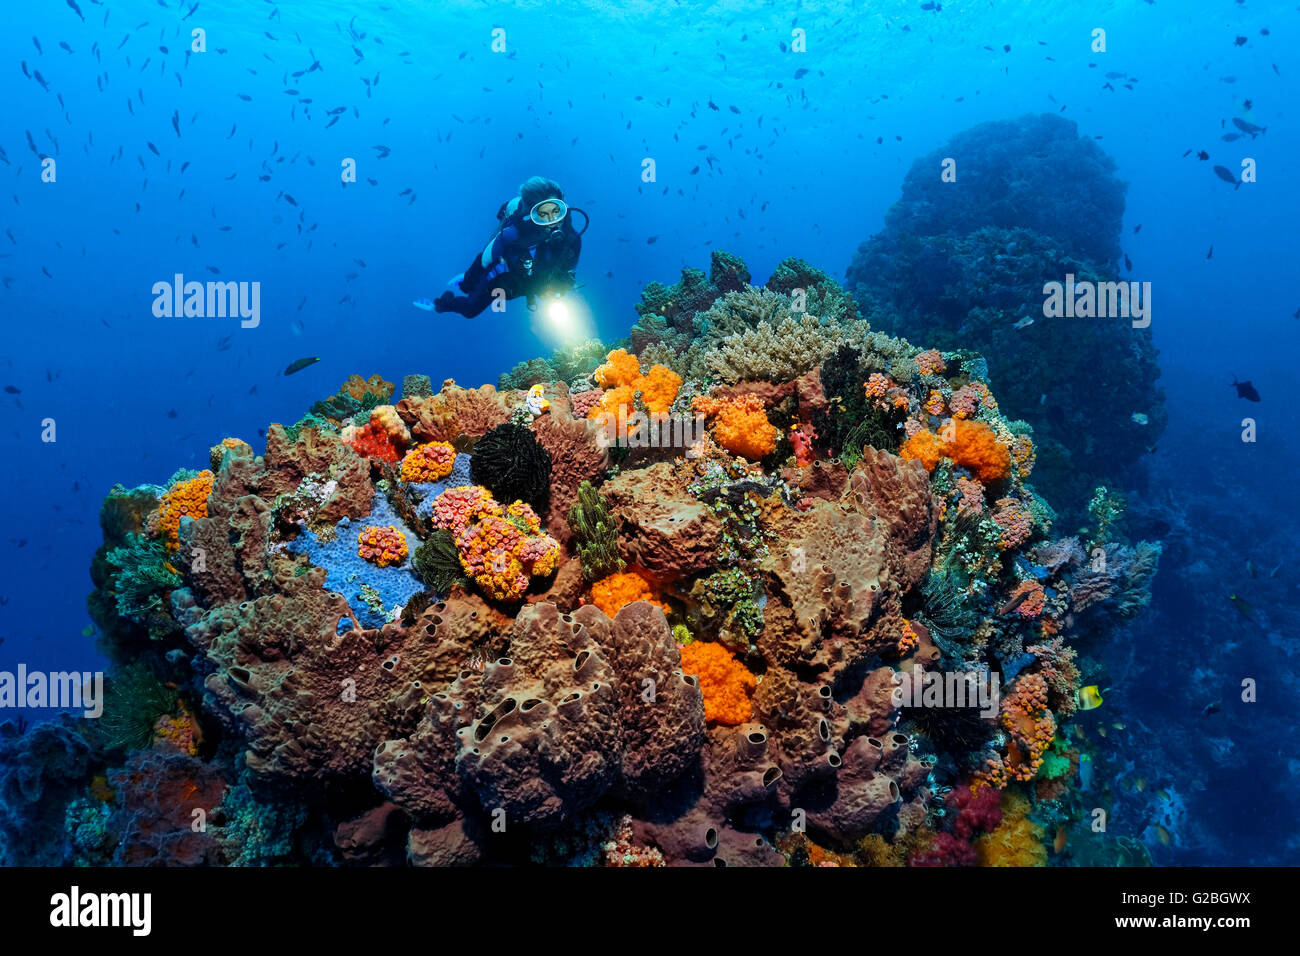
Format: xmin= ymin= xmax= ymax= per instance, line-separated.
xmin=519 ymin=176 xmax=563 ymax=208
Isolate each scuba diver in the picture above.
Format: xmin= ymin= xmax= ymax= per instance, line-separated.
xmin=431 ymin=176 xmax=587 ymax=317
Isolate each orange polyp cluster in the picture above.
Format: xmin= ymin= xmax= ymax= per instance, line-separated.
xmin=1008 ymin=580 xmax=1046 ymax=618
xmin=899 ymin=418 xmax=1011 ymax=483
xmin=400 ymin=441 xmax=457 ymax=483
xmin=678 ymin=640 xmax=757 ymax=726
xmin=999 ymin=673 xmax=1056 ymax=782
xmin=898 ymin=618 xmax=919 ymax=656
xmin=153 ymin=470 xmax=215 ymax=551
xmin=692 ymin=393 xmax=780 ymax=460
xmin=915 ymin=349 xmax=946 ymax=376
xmin=1010 ymin=434 xmax=1036 ymax=477
xmin=589 ymin=570 xmax=670 ymax=618
xmin=589 ymin=348 xmax=683 ymax=421
xmin=357 ymin=525 xmax=409 ymax=567
xmin=429 ymin=487 xmax=560 ymax=601
xmin=991 ymin=497 xmax=1034 ymax=550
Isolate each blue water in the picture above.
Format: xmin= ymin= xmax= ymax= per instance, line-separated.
xmin=2 ymin=0 xmax=1298 ymax=864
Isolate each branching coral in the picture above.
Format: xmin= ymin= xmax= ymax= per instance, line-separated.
xmin=678 ymin=641 xmax=756 ymax=725
xmin=692 ymin=394 xmax=780 ymax=460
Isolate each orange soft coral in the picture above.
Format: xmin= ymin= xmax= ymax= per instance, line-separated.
xmin=899 ymin=418 xmax=1010 ymax=482
xmin=589 ymin=570 xmax=669 ymax=618
xmin=679 ymin=641 xmax=757 ymax=725
xmin=153 ymin=470 xmax=214 ymax=551
xmin=594 ymin=348 xmax=643 ymax=389
xmin=692 ymin=394 xmax=780 ymax=460
xmin=638 ymin=364 xmax=683 ymax=415
xmin=974 ymin=791 xmax=1047 ymax=867
xmin=400 ymin=441 xmax=457 ymax=483
xmin=357 ymin=525 xmax=409 ymax=567
xmin=588 ymin=349 xmax=682 ymax=421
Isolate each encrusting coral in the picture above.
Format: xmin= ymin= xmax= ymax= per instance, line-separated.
xmin=35 ymin=249 xmax=1161 ymax=869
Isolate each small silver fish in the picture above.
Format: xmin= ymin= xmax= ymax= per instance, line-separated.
xmin=1131 ymin=412 xmax=1149 ymax=425
xmin=1014 ymin=316 xmax=1034 ymax=330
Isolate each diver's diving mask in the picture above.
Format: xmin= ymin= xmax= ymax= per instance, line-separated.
xmin=527 ymin=198 xmax=568 ymax=226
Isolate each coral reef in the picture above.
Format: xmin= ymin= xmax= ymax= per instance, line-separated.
xmin=846 ymin=115 xmax=1165 ymax=516
xmin=12 ymin=250 xmax=1164 ymax=869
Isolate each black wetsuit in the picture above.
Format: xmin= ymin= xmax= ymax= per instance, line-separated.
xmin=434 ymin=199 xmax=581 ymax=317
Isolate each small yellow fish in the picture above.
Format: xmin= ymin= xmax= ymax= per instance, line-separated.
xmin=1112 ymin=722 xmax=1125 ymax=731
xmin=1098 ymin=726 xmax=1108 ymax=737
xmin=163 ymin=561 xmax=180 ymax=575
xmin=1053 ymin=827 xmax=1068 ymax=853
xmin=1156 ymin=789 xmax=1170 ymax=802
xmin=1155 ymin=824 xmax=1171 ymax=847
xmin=1078 ymin=685 xmax=1104 ymax=710
xmin=1073 ymin=725 xmax=1086 ymax=740
xmin=1135 ymin=777 xmax=1146 ymax=792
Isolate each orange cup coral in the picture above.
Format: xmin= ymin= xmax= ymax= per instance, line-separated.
xmin=357 ymin=525 xmax=409 ymax=567
xmin=153 ymin=470 xmax=215 ymax=551
xmin=678 ymin=641 xmax=757 ymax=725
xmin=400 ymin=441 xmax=457 ymax=483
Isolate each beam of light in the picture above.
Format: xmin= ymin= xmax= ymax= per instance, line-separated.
xmin=531 ymin=293 xmax=593 ymax=348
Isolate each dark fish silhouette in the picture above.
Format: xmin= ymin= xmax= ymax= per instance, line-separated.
xmin=1124 ymin=253 xmax=1132 ymax=271
xmin=4 ymin=385 xmax=20 ymax=394
xmin=66 ymin=0 xmax=84 ymax=22
xmin=1231 ymin=378 xmax=1260 ymax=402
xmin=1212 ymin=165 xmax=1239 ymax=188
xmin=1232 ymin=117 xmax=1266 ymax=137
xmin=1197 ymin=150 xmax=1209 ymax=160
xmin=1206 ymin=245 xmax=1214 ymax=259
xmin=284 ymin=356 xmax=321 ymax=375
